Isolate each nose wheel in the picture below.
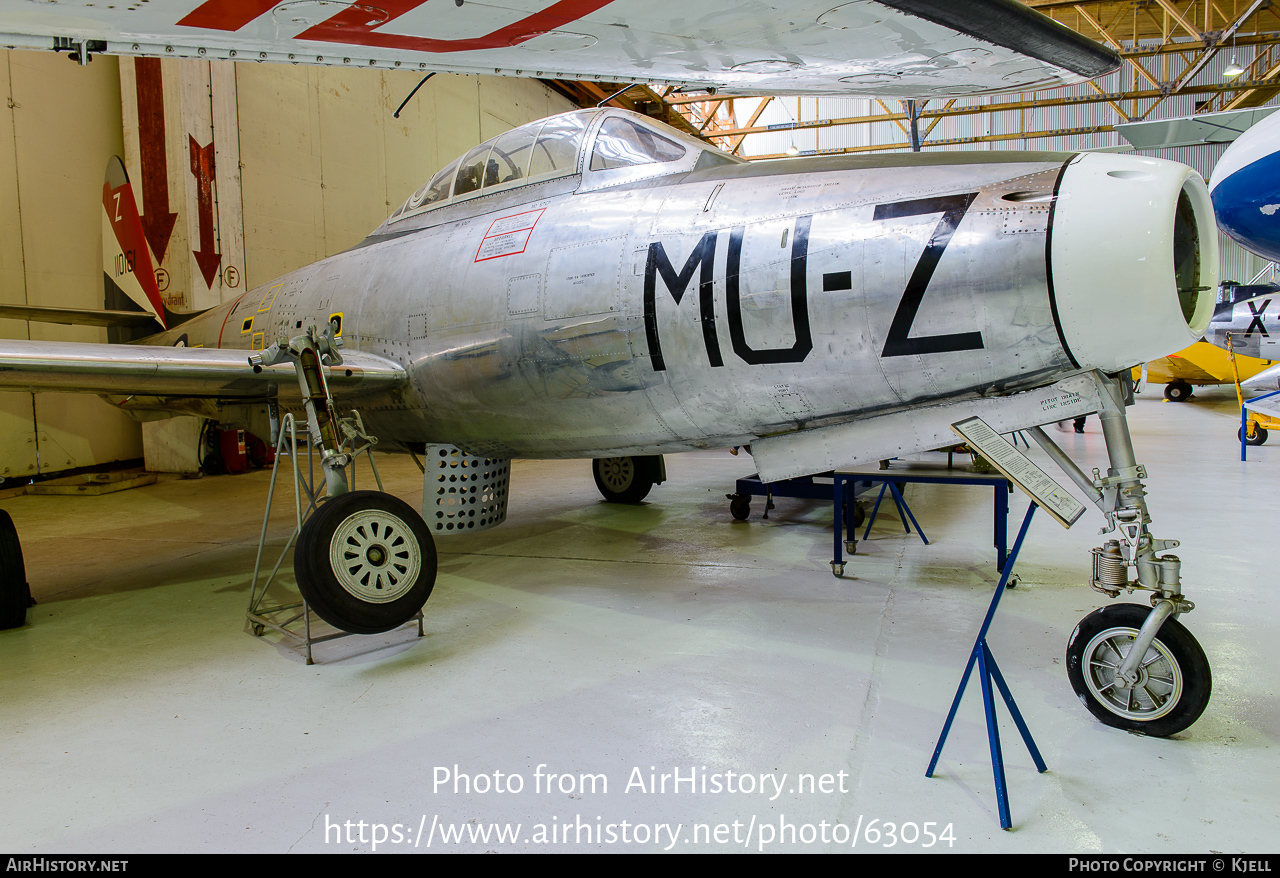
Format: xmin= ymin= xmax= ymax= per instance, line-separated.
xmin=1066 ymin=603 xmax=1211 ymax=737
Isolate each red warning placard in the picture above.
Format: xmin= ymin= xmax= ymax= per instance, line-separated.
xmin=474 ymin=208 xmax=545 ymax=262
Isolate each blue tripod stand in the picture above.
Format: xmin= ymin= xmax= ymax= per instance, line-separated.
xmin=926 ymin=502 xmax=1047 ymax=829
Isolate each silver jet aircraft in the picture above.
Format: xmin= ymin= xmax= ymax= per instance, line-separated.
xmin=0 ymin=107 xmax=1219 ymax=737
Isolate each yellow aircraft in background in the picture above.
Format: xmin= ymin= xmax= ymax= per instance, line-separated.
xmin=1146 ymin=341 xmax=1274 ymax=401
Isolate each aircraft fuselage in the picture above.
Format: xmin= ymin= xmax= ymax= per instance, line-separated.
xmin=143 ymin=146 xmax=1208 ymax=460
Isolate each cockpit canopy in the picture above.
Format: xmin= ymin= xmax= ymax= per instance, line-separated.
xmin=388 ymin=109 xmax=738 ymax=224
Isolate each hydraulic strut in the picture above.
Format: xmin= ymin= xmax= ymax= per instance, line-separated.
xmin=249 ymin=320 xmax=352 ymax=499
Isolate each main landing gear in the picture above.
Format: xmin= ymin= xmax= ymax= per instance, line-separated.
xmin=1163 ymin=380 xmax=1192 ymax=402
xmin=295 ymin=490 xmax=436 ymax=635
xmin=592 ymin=455 xmax=665 ymax=504
xmin=250 ymin=322 xmax=435 ymax=637
xmin=1033 ymin=371 xmax=1211 ymax=736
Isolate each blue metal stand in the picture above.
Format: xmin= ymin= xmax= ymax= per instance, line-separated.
xmin=830 ymin=470 xmax=1011 ymax=575
xmin=1240 ymin=388 xmax=1280 ymax=461
xmin=926 ymin=503 xmax=1047 ymax=830
xmin=862 ymin=480 xmax=929 ymax=543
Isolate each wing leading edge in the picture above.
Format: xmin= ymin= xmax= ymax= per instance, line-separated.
xmin=0 ymin=339 xmax=406 ymax=399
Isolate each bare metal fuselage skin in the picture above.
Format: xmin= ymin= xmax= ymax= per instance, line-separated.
xmin=147 ymin=150 xmax=1078 ymax=458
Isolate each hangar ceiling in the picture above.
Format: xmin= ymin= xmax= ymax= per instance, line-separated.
xmin=549 ymin=0 xmax=1280 ymax=158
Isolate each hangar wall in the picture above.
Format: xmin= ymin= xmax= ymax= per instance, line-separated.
xmin=0 ymin=50 xmax=574 ymax=480
xmin=0 ymin=51 xmax=137 ymax=481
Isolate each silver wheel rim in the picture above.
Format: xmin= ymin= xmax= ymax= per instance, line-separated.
xmin=598 ymin=458 xmax=634 ymax=492
xmin=329 ymin=508 xmax=421 ymax=604
xmin=1082 ymin=625 xmax=1183 ymax=722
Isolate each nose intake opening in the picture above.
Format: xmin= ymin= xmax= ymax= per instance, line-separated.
xmin=1174 ymin=186 xmax=1205 ymax=327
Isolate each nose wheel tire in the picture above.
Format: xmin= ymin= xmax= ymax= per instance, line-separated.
xmin=295 ymin=490 xmax=437 ymax=634
xmin=1164 ymin=381 xmax=1192 ymax=402
xmin=592 ymin=456 xmax=657 ymax=504
xmin=1066 ymin=603 xmax=1211 ymax=737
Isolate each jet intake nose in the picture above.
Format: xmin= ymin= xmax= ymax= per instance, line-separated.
xmin=1049 ymin=153 xmax=1218 ymax=373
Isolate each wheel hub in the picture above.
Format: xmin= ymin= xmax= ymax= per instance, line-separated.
xmin=599 ymin=458 xmax=634 ymax=491
xmin=1082 ymin=626 xmax=1183 ymax=722
xmin=328 ymin=509 xmax=421 ymax=604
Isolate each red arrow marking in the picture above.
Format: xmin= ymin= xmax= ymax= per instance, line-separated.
xmin=189 ymin=135 xmax=222 ymax=289
xmin=135 ymin=58 xmax=178 ymax=263
xmin=177 ymin=0 xmax=616 ymax=54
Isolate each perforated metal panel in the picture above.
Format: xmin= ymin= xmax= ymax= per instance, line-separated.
xmin=423 ymin=444 xmax=510 ymax=533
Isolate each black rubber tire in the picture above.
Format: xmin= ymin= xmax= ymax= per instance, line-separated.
xmin=294 ymin=491 xmax=436 ymax=635
xmin=0 ymin=509 xmax=31 ymax=630
xmin=730 ymin=496 xmax=751 ymax=520
xmin=1240 ymin=426 xmax=1269 ymax=446
xmin=592 ymin=456 xmax=657 ymax=504
xmin=1164 ymin=382 xmax=1192 ymax=402
xmin=849 ymin=501 xmax=867 ymax=528
xmin=1066 ymin=603 xmax=1211 ymax=737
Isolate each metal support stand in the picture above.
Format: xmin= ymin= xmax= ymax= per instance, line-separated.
xmin=861 ymin=481 xmax=928 ymax=543
xmin=926 ymin=503 xmax=1047 ymax=830
xmin=245 ymin=405 xmax=421 ymax=664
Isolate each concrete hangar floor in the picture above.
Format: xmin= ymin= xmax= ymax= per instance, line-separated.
xmin=0 ymin=388 xmax=1273 ymax=854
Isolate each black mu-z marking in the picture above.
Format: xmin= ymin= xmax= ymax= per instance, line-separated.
xmin=644 ymin=218 xmax=815 ymax=373
xmin=643 ymin=193 xmax=982 ymax=371
xmin=875 ymin=193 xmax=982 ymax=358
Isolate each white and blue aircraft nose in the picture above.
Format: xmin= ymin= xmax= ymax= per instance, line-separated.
xmin=1210 ymin=109 xmax=1280 ymax=262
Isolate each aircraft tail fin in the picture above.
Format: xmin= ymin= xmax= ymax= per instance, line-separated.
xmin=102 ymin=155 xmax=166 ymax=341
xmin=100 ymin=156 xmax=209 ymax=341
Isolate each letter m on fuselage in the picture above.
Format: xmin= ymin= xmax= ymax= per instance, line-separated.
xmin=643 ymin=232 xmax=723 ymax=372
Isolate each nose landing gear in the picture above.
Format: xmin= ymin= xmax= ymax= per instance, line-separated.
xmin=1033 ymin=371 xmax=1211 ymax=736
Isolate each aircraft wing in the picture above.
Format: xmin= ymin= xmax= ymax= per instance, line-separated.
xmin=0 ymin=0 xmax=1119 ymax=97
xmin=0 ymin=339 xmax=406 ymax=398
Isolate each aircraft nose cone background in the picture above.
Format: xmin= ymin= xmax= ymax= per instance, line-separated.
xmin=1050 ymin=153 xmax=1218 ymax=373
xmin=1209 ymin=110 xmax=1280 ymax=262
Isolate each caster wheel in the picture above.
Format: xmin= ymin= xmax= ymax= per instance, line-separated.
xmin=831 ymin=562 xmax=845 ymax=576
xmin=729 ymin=495 xmax=751 ymax=521
xmin=1239 ymin=425 xmax=1268 ymax=446
xmin=844 ymin=500 xmax=866 ymax=528
xmin=252 ymin=623 xmax=265 ymax=637
xmin=1066 ymin=603 xmax=1211 ymax=737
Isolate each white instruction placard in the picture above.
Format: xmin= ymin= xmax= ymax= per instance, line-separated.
xmin=951 ymin=417 xmax=1086 ymax=529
